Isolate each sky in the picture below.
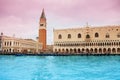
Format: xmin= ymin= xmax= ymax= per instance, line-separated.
xmin=0 ymin=0 xmax=120 ymax=44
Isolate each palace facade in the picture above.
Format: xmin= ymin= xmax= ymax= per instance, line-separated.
xmin=53 ymin=25 xmax=120 ymax=54
xmin=0 ymin=34 xmax=42 ymax=53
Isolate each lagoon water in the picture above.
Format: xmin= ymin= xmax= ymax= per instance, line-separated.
xmin=0 ymin=55 xmax=120 ymax=80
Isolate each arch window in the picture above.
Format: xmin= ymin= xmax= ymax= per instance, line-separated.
xmin=58 ymin=49 xmax=61 ymax=52
xmin=78 ymin=49 xmax=81 ymax=53
xmin=103 ymin=48 xmax=106 ymax=53
xmin=55 ymin=49 xmax=57 ymax=52
xmin=106 ymin=33 xmax=110 ymax=38
xmin=70 ymin=49 xmax=73 ymax=53
xmin=58 ymin=34 xmax=62 ymax=39
xmin=95 ymin=32 xmax=99 ymax=38
xmin=90 ymin=48 xmax=93 ymax=53
xmin=66 ymin=49 xmax=69 ymax=53
xmin=74 ymin=48 xmax=77 ymax=53
xmin=108 ymin=48 xmax=111 ymax=53
xmin=117 ymin=32 xmax=120 ymax=38
xmin=94 ymin=48 xmax=97 ymax=53
xmin=10 ymin=42 xmax=12 ymax=46
xmin=86 ymin=48 xmax=89 ymax=53
xmin=4 ymin=42 xmax=6 ymax=46
xmin=78 ymin=33 xmax=81 ymax=38
xmin=62 ymin=49 xmax=64 ymax=52
xmin=9 ymin=49 xmax=11 ymax=52
xmin=82 ymin=48 xmax=84 ymax=52
xmin=68 ymin=34 xmax=71 ymax=39
xmin=86 ymin=34 xmax=90 ymax=38
xmin=112 ymin=48 xmax=116 ymax=53
xmin=99 ymin=48 xmax=102 ymax=53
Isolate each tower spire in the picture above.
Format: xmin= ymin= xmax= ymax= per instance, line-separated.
xmin=40 ymin=8 xmax=46 ymax=19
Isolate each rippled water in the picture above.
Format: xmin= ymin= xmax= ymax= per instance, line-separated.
xmin=0 ymin=55 xmax=120 ymax=80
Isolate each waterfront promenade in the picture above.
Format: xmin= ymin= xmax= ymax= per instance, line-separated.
xmin=0 ymin=52 xmax=120 ymax=56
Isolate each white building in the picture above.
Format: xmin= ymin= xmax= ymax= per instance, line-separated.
xmin=0 ymin=34 xmax=42 ymax=53
xmin=53 ymin=25 xmax=120 ymax=54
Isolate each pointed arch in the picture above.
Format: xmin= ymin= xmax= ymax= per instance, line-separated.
xmin=78 ymin=48 xmax=81 ymax=53
xmin=74 ymin=48 xmax=77 ymax=53
xmin=90 ymin=48 xmax=93 ymax=53
xmin=86 ymin=48 xmax=89 ymax=53
xmin=108 ymin=48 xmax=111 ymax=53
xmin=103 ymin=48 xmax=106 ymax=53
xmin=58 ymin=49 xmax=61 ymax=52
xmin=62 ymin=48 xmax=65 ymax=52
xmin=66 ymin=49 xmax=69 ymax=53
xmin=86 ymin=34 xmax=90 ymax=38
xmin=112 ymin=48 xmax=116 ymax=53
xmin=99 ymin=48 xmax=102 ymax=53
xmin=95 ymin=32 xmax=99 ymax=38
xmin=78 ymin=33 xmax=81 ymax=38
xmin=58 ymin=34 xmax=62 ymax=39
xmin=94 ymin=48 xmax=98 ymax=53
xmin=82 ymin=48 xmax=85 ymax=52
xmin=70 ymin=48 xmax=73 ymax=53
xmin=68 ymin=34 xmax=71 ymax=39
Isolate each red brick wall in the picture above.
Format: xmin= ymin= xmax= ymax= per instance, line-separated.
xmin=39 ymin=29 xmax=46 ymax=51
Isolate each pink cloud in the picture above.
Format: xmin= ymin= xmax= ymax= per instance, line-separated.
xmin=0 ymin=0 xmax=120 ymax=44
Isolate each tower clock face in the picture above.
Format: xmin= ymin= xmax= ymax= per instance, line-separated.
xmin=40 ymin=24 xmax=44 ymax=26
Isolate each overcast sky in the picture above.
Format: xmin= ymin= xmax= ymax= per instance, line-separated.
xmin=0 ymin=0 xmax=120 ymax=44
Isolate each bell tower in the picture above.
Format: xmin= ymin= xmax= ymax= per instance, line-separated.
xmin=39 ymin=9 xmax=47 ymax=51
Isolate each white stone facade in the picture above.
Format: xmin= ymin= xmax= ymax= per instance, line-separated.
xmin=53 ymin=25 xmax=120 ymax=54
xmin=0 ymin=35 xmax=42 ymax=53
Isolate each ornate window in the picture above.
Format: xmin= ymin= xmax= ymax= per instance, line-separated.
xmin=68 ymin=34 xmax=71 ymax=39
xmin=86 ymin=34 xmax=90 ymax=38
xmin=95 ymin=32 xmax=99 ymax=38
xmin=117 ymin=32 xmax=120 ymax=38
xmin=78 ymin=33 xmax=81 ymax=38
xmin=106 ymin=33 xmax=110 ymax=38
xmin=58 ymin=34 xmax=62 ymax=39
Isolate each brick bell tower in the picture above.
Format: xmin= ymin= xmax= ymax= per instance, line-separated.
xmin=39 ymin=9 xmax=47 ymax=51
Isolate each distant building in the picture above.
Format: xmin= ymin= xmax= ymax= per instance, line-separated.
xmin=46 ymin=45 xmax=53 ymax=52
xmin=39 ymin=9 xmax=47 ymax=51
xmin=53 ymin=25 xmax=120 ymax=54
xmin=0 ymin=34 xmax=42 ymax=53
